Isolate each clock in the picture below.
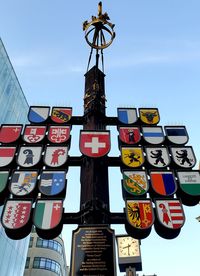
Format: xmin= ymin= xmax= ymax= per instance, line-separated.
xmin=117 ymin=236 xmax=140 ymax=257
xmin=116 ymin=235 xmax=142 ymax=272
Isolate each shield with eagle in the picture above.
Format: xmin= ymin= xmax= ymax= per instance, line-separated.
xmin=126 ymin=199 xmax=154 ymax=229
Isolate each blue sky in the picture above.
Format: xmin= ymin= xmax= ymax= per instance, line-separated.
xmin=1 ymin=1 xmax=200 ymax=275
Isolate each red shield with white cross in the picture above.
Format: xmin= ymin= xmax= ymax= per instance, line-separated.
xmin=80 ymin=131 xmax=110 ymax=157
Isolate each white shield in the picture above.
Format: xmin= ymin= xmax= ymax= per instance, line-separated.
xmin=145 ymin=147 xmax=170 ymax=168
xmin=44 ymin=146 xmax=68 ymax=167
xmin=170 ymin=146 xmax=196 ymax=168
xmin=17 ymin=146 xmax=42 ymax=167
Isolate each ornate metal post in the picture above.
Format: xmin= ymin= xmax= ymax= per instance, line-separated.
xmin=80 ymin=2 xmax=115 ymax=224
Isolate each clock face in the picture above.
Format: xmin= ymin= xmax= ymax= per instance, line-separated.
xmin=117 ymin=236 xmax=140 ymax=258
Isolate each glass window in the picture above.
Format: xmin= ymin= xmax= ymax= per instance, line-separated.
xmin=29 ymin=237 xmax=33 ymax=247
xmin=33 ymin=257 xmax=61 ymax=275
xmin=36 ymin=238 xmax=63 ymax=255
xmin=25 ymin=257 xmax=30 ymax=269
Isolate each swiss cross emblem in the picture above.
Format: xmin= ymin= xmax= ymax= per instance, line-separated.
xmin=80 ymin=130 xmax=110 ymax=157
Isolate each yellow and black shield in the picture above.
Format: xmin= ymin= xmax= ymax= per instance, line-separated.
xmin=121 ymin=147 xmax=144 ymax=168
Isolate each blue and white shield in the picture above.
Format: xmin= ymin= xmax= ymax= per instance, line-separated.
xmin=39 ymin=170 xmax=66 ymax=196
xmin=10 ymin=170 xmax=38 ymax=196
xmin=28 ymin=106 xmax=50 ymax=123
xmin=117 ymin=108 xmax=137 ymax=124
xmin=142 ymin=126 xmax=164 ymax=144
xmin=165 ymin=126 xmax=188 ymax=145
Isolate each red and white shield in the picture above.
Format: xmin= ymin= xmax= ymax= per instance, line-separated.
xmin=1 ymin=200 xmax=32 ymax=229
xmin=0 ymin=146 xmax=16 ymax=167
xmin=155 ymin=199 xmax=185 ymax=229
xmin=0 ymin=125 xmax=22 ymax=143
xmin=119 ymin=126 xmax=141 ymax=144
xmin=44 ymin=146 xmax=68 ymax=167
xmin=48 ymin=126 xmax=70 ymax=143
xmin=23 ymin=125 xmax=46 ymax=143
xmin=80 ymin=131 xmax=110 ymax=157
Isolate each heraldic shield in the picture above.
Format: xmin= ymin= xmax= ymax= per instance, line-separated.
xmin=142 ymin=126 xmax=164 ymax=144
xmin=126 ymin=199 xmax=154 ymax=229
xmin=51 ymin=107 xmax=72 ymax=123
xmin=28 ymin=106 xmax=50 ymax=123
xmin=139 ymin=108 xmax=160 ymax=125
xmin=9 ymin=170 xmax=38 ymax=196
xmin=80 ymin=130 xmax=110 ymax=157
xmin=23 ymin=125 xmax=46 ymax=143
xmin=0 ymin=125 xmax=22 ymax=143
xmin=33 ymin=199 xmax=63 ymax=230
xmin=177 ymin=170 xmax=200 ymax=196
xmin=48 ymin=126 xmax=70 ymax=144
xmin=0 ymin=171 xmax=9 ymax=194
xmin=150 ymin=171 xmax=177 ymax=196
xmin=17 ymin=146 xmax=43 ymax=167
xmin=117 ymin=108 xmax=138 ymax=124
xmin=165 ymin=126 xmax=188 ymax=145
xmin=121 ymin=147 xmax=144 ymax=168
xmin=0 ymin=146 xmax=16 ymax=167
xmin=119 ymin=127 xmax=141 ymax=144
xmin=155 ymin=199 xmax=185 ymax=229
xmin=39 ymin=171 xmax=66 ymax=196
xmin=145 ymin=147 xmax=170 ymax=168
xmin=122 ymin=170 xmax=148 ymax=196
xmin=44 ymin=146 xmax=68 ymax=167
xmin=170 ymin=146 xmax=196 ymax=168
xmin=1 ymin=199 xmax=32 ymax=230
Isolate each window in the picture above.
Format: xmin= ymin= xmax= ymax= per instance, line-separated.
xmin=36 ymin=238 xmax=62 ymax=254
xmin=33 ymin=257 xmax=61 ymax=275
xmin=29 ymin=237 xmax=33 ymax=247
xmin=25 ymin=257 xmax=30 ymax=269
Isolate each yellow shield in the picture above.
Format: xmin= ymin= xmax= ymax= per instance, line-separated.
xmin=126 ymin=200 xmax=154 ymax=229
xmin=139 ymin=108 xmax=159 ymax=125
xmin=121 ymin=147 xmax=144 ymax=168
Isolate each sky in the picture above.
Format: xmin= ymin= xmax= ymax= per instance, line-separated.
xmin=1 ymin=0 xmax=200 ymax=275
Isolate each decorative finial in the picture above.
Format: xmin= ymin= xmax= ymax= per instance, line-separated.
xmin=83 ymin=2 xmax=115 ymax=50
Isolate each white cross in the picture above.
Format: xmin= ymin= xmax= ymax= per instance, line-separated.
xmin=54 ymin=204 xmax=61 ymax=211
xmin=84 ymin=137 xmax=106 ymax=153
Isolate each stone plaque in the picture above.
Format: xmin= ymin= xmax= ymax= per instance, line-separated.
xmin=70 ymin=225 xmax=116 ymax=276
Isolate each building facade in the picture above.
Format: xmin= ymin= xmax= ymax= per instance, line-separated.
xmin=0 ymin=38 xmax=28 ymax=123
xmin=0 ymin=38 xmax=29 ymax=276
xmin=24 ymin=228 xmax=69 ymax=276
